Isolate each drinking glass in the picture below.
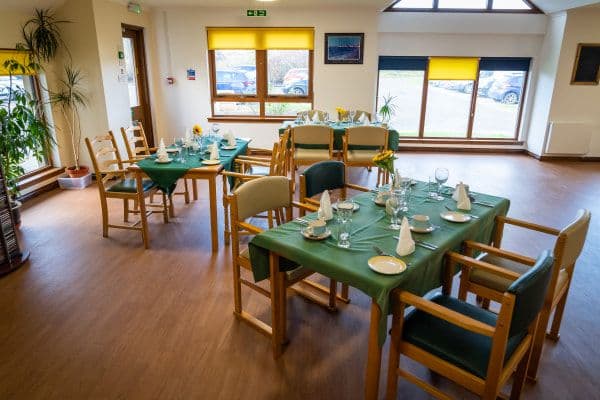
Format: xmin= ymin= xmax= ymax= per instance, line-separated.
xmin=336 ymin=199 xmax=354 ymax=248
xmin=173 ymin=137 xmax=184 ymax=162
xmin=434 ymin=167 xmax=449 ymax=201
xmin=349 ymin=110 xmax=356 ymax=124
xmin=428 ymin=176 xmax=438 ymax=199
xmin=399 ymin=186 xmax=411 ymax=213
xmin=388 ymin=192 xmax=402 ymax=230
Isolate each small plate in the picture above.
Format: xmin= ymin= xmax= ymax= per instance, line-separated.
xmin=221 ymin=145 xmax=237 ymax=150
xmin=440 ymin=211 xmax=471 ymax=223
xmin=155 ymin=158 xmax=172 ymax=164
xmin=301 ymin=227 xmax=332 ymax=240
xmin=368 ymin=256 xmax=407 ymax=275
xmin=202 ymin=159 xmax=221 ymax=165
xmin=332 ymin=202 xmax=360 ymax=212
xmin=410 ymin=225 xmax=435 ymax=233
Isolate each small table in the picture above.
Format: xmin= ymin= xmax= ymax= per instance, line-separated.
xmin=278 ymin=121 xmax=400 ymax=150
xmin=128 ymin=138 xmax=250 ymax=252
xmin=249 ymin=183 xmax=510 ymax=399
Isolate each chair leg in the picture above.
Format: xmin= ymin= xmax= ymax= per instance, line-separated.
xmin=527 ymin=305 xmax=553 ymax=382
xmin=192 ymin=179 xmax=198 ymax=201
xmin=233 ymin=262 xmax=242 ymax=315
xmin=161 ymin=192 xmax=169 ymax=223
xmin=138 ymin=193 xmax=150 ymax=249
xmin=510 ymin=347 xmax=531 ymax=400
xmin=328 ymin=279 xmax=337 ymax=310
xmin=340 ymin=283 xmax=351 ymax=303
xmin=548 ymin=292 xmax=569 ymax=341
xmin=123 ymin=199 xmax=129 ymax=222
xmin=101 ymin=197 xmax=109 ymax=238
xmin=184 ymin=179 xmax=190 ymax=204
xmin=385 ymin=309 xmax=402 ymax=400
xmin=168 ymin=195 xmax=175 ymax=218
xmin=223 ymin=200 xmax=231 ymax=245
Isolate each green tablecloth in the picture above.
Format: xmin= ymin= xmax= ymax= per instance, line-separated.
xmin=249 ymin=182 xmax=510 ymax=345
xmin=137 ymin=138 xmax=249 ymax=194
xmin=278 ymin=121 xmax=400 ymax=150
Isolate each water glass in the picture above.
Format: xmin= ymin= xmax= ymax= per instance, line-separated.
xmin=428 ymin=176 xmax=438 ymax=199
xmin=349 ymin=110 xmax=356 ymax=124
xmin=435 ymin=167 xmax=449 ymax=201
xmin=399 ymin=187 xmax=411 ymax=213
xmin=388 ymin=192 xmax=402 ymax=230
xmin=336 ymin=200 xmax=354 ymax=248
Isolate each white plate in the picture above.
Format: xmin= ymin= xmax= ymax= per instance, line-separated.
xmin=368 ymin=256 xmax=407 ymax=275
xmin=155 ymin=158 xmax=172 ymax=164
xmin=332 ymin=202 xmax=360 ymax=212
xmin=410 ymin=225 xmax=435 ymax=233
xmin=221 ymin=145 xmax=237 ymax=150
xmin=301 ymin=227 xmax=332 ymax=240
xmin=201 ymin=159 xmax=221 ymax=165
xmin=440 ymin=211 xmax=471 ymax=223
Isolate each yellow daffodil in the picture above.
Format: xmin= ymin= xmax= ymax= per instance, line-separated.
xmin=192 ymin=124 xmax=203 ymax=135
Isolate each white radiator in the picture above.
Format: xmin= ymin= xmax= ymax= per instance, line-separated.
xmin=545 ymin=122 xmax=595 ymax=155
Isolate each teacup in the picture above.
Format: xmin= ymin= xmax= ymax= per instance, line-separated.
xmin=308 ymin=219 xmax=327 ymax=236
xmin=411 ymin=214 xmax=433 ymax=231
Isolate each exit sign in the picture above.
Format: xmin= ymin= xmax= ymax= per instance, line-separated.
xmin=247 ymin=9 xmax=267 ymax=17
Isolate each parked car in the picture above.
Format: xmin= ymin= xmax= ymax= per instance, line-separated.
xmin=463 ymin=71 xmax=494 ymax=96
xmin=235 ymin=65 xmax=256 ymax=83
xmin=282 ymin=68 xmax=308 ymax=86
xmin=282 ymin=79 xmax=308 ymax=95
xmin=216 ymin=70 xmax=254 ymax=94
xmin=487 ymin=73 xmax=524 ymax=104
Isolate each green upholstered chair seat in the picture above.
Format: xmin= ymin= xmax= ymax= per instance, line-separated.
xmin=402 ymin=293 xmax=525 ymax=379
xmin=107 ymin=178 xmax=156 ymax=193
xmin=247 ymin=165 xmax=270 ymax=176
xmin=295 ymin=148 xmax=330 ymax=162
xmin=346 ymin=149 xmax=379 ymax=163
xmin=472 ymin=253 xmax=568 ymax=294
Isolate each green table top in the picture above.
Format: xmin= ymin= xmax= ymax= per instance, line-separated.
xmin=278 ymin=121 xmax=399 ymax=150
xmin=137 ymin=138 xmax=249 ymax=194
xmin=249 ymin=182 xmax=510 ymax=345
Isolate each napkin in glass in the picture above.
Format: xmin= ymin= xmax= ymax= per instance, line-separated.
xmin=319 ymin=190 xmax=333 ymax=221
xmin=396 ymin=217 xmax=415 ymax=256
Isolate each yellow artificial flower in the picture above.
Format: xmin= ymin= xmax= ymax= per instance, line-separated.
xmin=192 ymin=124 xmax=203 ymax=135
xmin=335 ymin=107 xmax=347 ymax=114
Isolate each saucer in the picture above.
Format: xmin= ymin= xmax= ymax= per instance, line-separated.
xmin=410 ymin=224 xmax=435 ymax=233
xmin=440 ymin=211 xmax=471 ymax=223
xmin=332 ymin=202 xmax=360 ymax=212
xmin=201 ymin=159 xmax=221 ymax=165
xmin=301 ymin=227 xmax=332 ymax=240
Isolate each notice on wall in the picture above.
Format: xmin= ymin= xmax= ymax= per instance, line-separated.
xmin=187 ymin=68 xmax=196 ymax=81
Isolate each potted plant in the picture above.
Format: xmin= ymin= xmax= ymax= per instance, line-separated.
xmin=0 ymin=62 xmax=53 ymax=226
xmin=50 ymin=65 xmax=88 ymax=178
xmin=378 ymin=94 xmax=398 ymax=126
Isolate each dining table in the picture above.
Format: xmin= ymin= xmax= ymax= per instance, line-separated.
xmin=128 ymin=138 xmax=250 ymax=252
xmin=278 ymin=121 xmax=400 ymax=151
xmin=248 ymin=182 xmax=510 ymax=399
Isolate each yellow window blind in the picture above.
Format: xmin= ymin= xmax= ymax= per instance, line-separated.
xmin=207 ymin=28 xmax=314 ymax=50
xmin=428 ymin=57 xmax=479 ymax=80
xmin=0 ymin=50 xmax=36 ymax=76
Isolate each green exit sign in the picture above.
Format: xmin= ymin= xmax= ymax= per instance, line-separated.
xmin=247 ymin=9 xmax=267 ymax=17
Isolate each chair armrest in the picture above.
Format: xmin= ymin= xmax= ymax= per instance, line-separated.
xmin=292 ymin=201 xmax=319 ymax=212
xmin=497 ymin=215 xmax=560 ymax=236
xmin=238 ymin=221 xmax=263 ymax=234
xmin=234 ymin=159 xmax=272 ymax=168
xmin=221 ymin=171 xmax=261 ymax=181
xmin=346 ymin=183 xmax=369 ymax=192
xmin=463 ymin=241 xmax=537 ymax=266
xmin=236 ymin=155 xmax=271 ymax=162
xmin=395 ymin=291 xmax=495 ymax=337
xmin=447 ymin=251 xmax=522 ymax=281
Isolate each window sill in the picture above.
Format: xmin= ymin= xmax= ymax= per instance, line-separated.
xmin=208 ymin=117 xmax=290 ymax=124
xmin=398 ymin=138 xmax=523 ymax=146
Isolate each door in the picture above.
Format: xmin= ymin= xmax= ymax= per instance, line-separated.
xmin=122 ymin=24 xmax=154 ymax=146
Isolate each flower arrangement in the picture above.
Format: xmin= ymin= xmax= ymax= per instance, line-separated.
xmin=192 ymin=124 xmax=203 ymax=136
xmin=336 ymin=106 xmax=348 ymax=121
xmin=372 ymin=150 xmax=396 ymax=174
xmin=378 ymin=94 xmax=398 ymax=124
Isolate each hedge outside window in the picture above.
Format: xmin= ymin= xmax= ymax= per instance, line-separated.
xmin=207 ymin=28 xmax=314 ymax=120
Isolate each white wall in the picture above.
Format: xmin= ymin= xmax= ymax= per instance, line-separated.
xmin=150 ymin=6 xmax=379 ymax=149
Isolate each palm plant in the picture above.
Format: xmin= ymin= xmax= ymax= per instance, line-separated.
xmin=378 ymin=94 xmax=398 ymax=124
xmin=50 ymin=66 xmax=88 ymax=173
xmin=20 ymin=8 xmax=70 ymax=64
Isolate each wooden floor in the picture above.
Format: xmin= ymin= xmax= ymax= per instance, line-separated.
xmin=1 ymin=152 xmax=599 ymax=400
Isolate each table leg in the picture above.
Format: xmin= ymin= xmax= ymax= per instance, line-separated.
xmin=365 ymin=300 xmax=383 ymax=400
xmin=208 ymin=174 xmax=219 ymax=252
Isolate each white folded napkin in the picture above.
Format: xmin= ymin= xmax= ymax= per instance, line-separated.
xmin=209 ymin=144 xmax=220 ymax=161
xmin=452 ymin=182 xmax=470 ymax=200
xmin=156 ymin=139 xmax=168 ymax=160
xmin=456 ymin=183 xmax=471 ymax=211
xmin=396 ymin=217 xmax=415 ymax=256
xmin=362 ymin=116 xmax=370 ymax=126
xmin=226 ymin=130 xmax=236 ymax=146
xmin=319 ymin=190 xmax=333 ymax=221
xmin=304 ymin=114 xmax=311 ymax=123
xmin=312 ymin=112 xmax=321 ymax=123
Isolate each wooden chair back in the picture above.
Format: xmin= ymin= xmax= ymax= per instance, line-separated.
xmin=85 ymin=131 xmax=127 ymax=194
xmin=345 ymin=126 xmax=388 ymax=148
xmin=292 ymin=125 xmax=333 ymax=147
xmin=121 ymin=123 xmax=152 ymax=160
xmin=555 ymin=209 xmax=591 ymax=270
xmin=300 ymin=160 xmax=346 ymax=201
xmin=275 ymin=129 xmax=290 ymax=176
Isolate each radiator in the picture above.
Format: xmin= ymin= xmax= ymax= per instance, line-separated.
xmin=545 ymin=122 xmax=595 ymax=155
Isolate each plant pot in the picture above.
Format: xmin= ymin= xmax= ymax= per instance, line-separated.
xmin=10 ymin=200 xmax=22 ymax=228
xmin=66 ymin=165 xmax=89 ymax=178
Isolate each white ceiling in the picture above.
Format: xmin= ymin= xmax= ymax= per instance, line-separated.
xmin=2 ymin=0 xmax=600 ymax=14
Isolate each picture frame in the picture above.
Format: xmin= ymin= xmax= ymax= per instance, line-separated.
xmin=570 ymin=43 xmax=600 ymax=85
xmin=324 ymin=33 xmax=364 ymax=65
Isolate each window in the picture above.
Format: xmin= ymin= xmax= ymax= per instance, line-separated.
xmin=0 ymin=51 xmax=50 ymax=176
xmin=386 ymin=0 xmax=541 ymax=12
xmin=376 ymin=56 xmax=530 ymax=140
xmin=207 ymin=28 xmax=314 ymax=120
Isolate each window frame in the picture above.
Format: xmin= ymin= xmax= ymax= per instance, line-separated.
xmin=384 ymin=0 xmax=542 ymax=13
xmin=208 ymin=49 xmax=314 ymax=122
xmin=375 ymin=56 xmax=530 ymax=142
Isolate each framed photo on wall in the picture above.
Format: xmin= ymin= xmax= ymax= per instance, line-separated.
xmin=571 ymin=43 xmax=600 ymax=85
xmin=324 ymin=33 xmax=364 ymax=64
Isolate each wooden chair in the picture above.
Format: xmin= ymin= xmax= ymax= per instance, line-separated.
xmin=221 ymin=130 xmax=290 ymax=244
xmin=386 ymin=250 xmax=555 ymax=400
xmin=458 ymin=209 xmax=591 ymax=381
xmin=338 ymin=109 xmax=372 ymax=122
xmin=229 ymin=176 xmax=340 ymax=341
xmin=85 ymin=131 xmax=168 ymax=248
xmin=298 ymin=160 xmax=369 ymax=304
xmin=290 ymin=125 xmax=333 ymax=185
xmin=342 ymin=125 xmax=389 ymax=186
xmin=121 ymin=124 xmax=194 ymax=207
xmin=297 ymin=109 xmax=327 ymax=122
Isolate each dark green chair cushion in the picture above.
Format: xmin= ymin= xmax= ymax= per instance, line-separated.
xmin=107 ymin=178 xmax=156 ymax=193
xmin=402 ymin=293 xmax=526 ymax=379
xmin=303 ymin=160 xmax=345 ymax=198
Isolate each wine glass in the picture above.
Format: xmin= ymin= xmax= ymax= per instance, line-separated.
xmin=349 ymin=110 xmax=356 ymax=124
xmin=434 ymin=167 xmax=449 ymax=201
xmin=388 ymin=191 xmax=402 ymax=230
xmin=336 ymin=199 xmax=354 ymax=248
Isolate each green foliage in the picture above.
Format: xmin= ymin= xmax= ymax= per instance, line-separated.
xmin=378 ymin=94 xmax=398 ymax=123
xmin=20 ymin=8 xmax=70 ymax=64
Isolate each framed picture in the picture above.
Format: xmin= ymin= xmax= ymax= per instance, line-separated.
xmin=571 ymin=43 xmax=600 ymax=85
xmin=324 ymin=33 xmax=364 ymax=64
